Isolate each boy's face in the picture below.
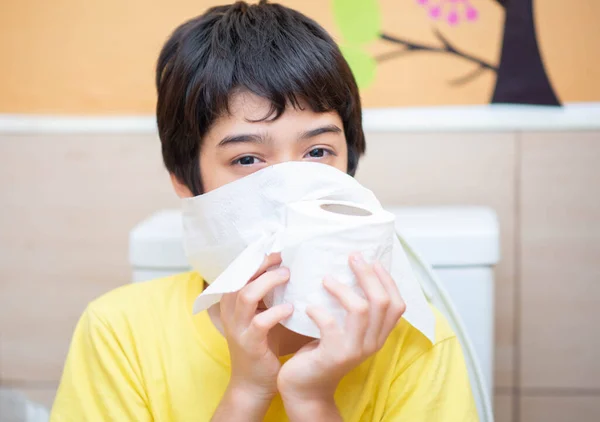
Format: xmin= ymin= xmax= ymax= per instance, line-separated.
xmin=172 ymin=90 xmax=349 ymax=197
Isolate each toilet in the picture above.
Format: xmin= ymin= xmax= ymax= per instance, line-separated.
xmin=129 ymin=206 xmax=499 ymax=416
xmin=389 ymin=206 xmax=498 ymax=398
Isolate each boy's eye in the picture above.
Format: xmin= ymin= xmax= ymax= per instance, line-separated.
xmin=234 ymin=156 xmax=258 ymax=166
xmin=307 ymin=148 xmax=326 ymax=158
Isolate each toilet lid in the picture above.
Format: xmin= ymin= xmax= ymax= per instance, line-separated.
xmin=129 ymin=206 xmax=500 ymax=269
xmin=389 ymin=206 xmax=500 ymax=267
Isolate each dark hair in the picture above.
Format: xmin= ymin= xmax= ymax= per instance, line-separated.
xmin=156 ymin=0 xmax=365 ymax=195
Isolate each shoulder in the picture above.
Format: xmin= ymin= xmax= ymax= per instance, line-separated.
xmin=411 ymin=306 xmax=465 ymax=366
xmin=391 ymin=305 xmax=458 ymax=349
xmin=375 ymin=308 xmax=478 ymax=420
xmin=381 ymin=306 xmax=460 ymax=373
xmin=85 ymin=272 xmax=201 ymax=333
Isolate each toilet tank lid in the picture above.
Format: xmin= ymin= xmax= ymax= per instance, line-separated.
xmin=129 ymin=206 xmax=500 ymax=269
xmin=129 ymin=209 xmax=189 ymax=269
xmin=389 ymin=206 xmax=500 ymax=266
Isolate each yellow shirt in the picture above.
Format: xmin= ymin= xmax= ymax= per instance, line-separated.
xmin=51 ymin=272 xmax=477 ymax=421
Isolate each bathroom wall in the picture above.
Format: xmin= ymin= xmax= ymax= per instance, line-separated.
xmin=355 ymin=124 xmax=600 ymax=422
xmin=1 ymin=108 xmax=599 ymax=422
xmin=2 ymin=0 xmax=599 ymax=112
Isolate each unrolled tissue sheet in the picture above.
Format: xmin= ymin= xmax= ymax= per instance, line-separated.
xmin=182 ymin=162 xmax=435 ymax=342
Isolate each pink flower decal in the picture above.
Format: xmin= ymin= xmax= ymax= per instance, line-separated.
xmin=416 ymin=0 xmax=479 ymax=26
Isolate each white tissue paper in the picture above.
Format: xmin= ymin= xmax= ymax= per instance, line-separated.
xmin=182 ymin=161 xmax=435 ymax=342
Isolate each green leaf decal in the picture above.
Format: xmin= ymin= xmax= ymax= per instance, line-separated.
xmin=340 ymin=45 xmax=377 ymax=89
xmin=332 ymin=0 xmax=381 ymax=44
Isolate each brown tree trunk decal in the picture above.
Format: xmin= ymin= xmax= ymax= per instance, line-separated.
xmin=491 ymin=0 xmax=561 ymax=105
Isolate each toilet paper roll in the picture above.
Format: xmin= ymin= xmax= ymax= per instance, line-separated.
xmin=267 ymin=200 xmax=396 ymax=337
xmin=184 ymin=161 xmax=435 ymax=343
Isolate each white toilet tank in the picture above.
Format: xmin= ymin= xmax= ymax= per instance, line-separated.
xmin=389 ymin=207 xmax=499 ymax=398
xmin=129 ymin=206 xmax=499 ymax=398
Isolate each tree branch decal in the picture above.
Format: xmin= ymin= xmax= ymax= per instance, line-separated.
xmin=332 ymin=0 xmax=560 ymax=105
xmin=378 ymin=30 xmax=498 ymax=86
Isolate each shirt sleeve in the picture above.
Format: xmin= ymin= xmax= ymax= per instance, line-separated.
xmin=50 ymin=307 xmax=152 ymax=422
xmin=382 ymin=336 xmax=479 ymax=422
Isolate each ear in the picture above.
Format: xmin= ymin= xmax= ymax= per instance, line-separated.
xmin=170 ymin=173 xmax=194 ymax=198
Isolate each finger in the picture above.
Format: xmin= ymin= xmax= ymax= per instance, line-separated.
xmin=305 ymin=305 xmax=342 ymax=344
xmin=223 ymin=253 xmax=282 ymax=323
xmin=249 ymin=252 xmax=282 ymax=282
xmin=373 ymin=262 xmax=407 ymax=347
xmin=235 ymin=267 xmax=290 ymax=324
xmin=245 ymin=303 xmax=294 ymax=342
xmin=372 ymin=261 xmax=403 ymax=304
xmin=231 ymin=252 xmax=282 ymax=324
xmin=220 ymin=292 xmax=237 ymax=324
xmin=349 ymin=253 xmax=390 ymax=349
xmin=322 ymin=277 xmax=369 ymax=341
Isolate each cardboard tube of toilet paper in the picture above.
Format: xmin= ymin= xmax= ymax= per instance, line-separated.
xmin=268 ymin=200 xmax=397 ymax=338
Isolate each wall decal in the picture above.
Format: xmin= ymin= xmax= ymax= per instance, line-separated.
xmin=334 ymin=0 xmax=562 ymax=105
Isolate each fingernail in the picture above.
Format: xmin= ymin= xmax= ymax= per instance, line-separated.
xmin=351 ymin=253 xmax=366 ymax=267
xmin=276 ymin=267 xmax=289 ymax=277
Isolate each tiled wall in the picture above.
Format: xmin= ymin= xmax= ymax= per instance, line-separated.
xmin=0 ymin=130 xmax=599 ymax=421
xmin=358 ymin=131 xmax=600 ymax=421
xmin=517 ymin=133 xmax=600 ymax=420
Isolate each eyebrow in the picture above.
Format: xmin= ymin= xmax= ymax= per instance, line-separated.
xmin=217 ymin=124 xmax=342 ymax=148
xmin=218 ymin=133 xmax=267 ymax=147
xmin=298 ymin=124 xmax=342 ymax=140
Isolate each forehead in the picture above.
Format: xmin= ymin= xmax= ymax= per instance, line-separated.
xmin=210 ymin=90 xmax=343 ymax=132
xmin=227 ymin=90 xmax=276 ymax=121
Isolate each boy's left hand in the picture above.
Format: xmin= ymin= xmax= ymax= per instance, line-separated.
xmin=277 ymin=253 xmax=406 ymax=417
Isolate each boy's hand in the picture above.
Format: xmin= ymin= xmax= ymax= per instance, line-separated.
xmin=277 ymin=253 xmax=405 ymax=420
xmin=218 ymin=255 xmax=293 ymax=403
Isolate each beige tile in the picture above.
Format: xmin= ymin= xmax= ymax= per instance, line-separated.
xmin=357 ymin=132 xmax=517 ymax=388
xmin=519 ymin=132 xmax=600 ymax=389
xmin=520 ymin=395 xmax=600 ymax=422
xmin=0 ymin=134 xmax=179 ymax=382
xmin=494 ymin=392 xmax=514 ymax=422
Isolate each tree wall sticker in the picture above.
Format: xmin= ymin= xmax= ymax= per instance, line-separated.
xmin=490 ymin=0 xmax=560 ymax=105
xmin=333 ymin=0 xmax=562 ymax=106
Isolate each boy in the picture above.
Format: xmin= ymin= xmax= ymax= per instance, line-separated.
xmin=51 ymin=1 xmax=477 ymax=421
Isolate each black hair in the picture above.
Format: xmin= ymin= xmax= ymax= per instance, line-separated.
xmin=156 ymin=0 xmax=365 ymax=195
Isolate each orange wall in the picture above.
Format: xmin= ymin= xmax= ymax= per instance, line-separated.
xmin=0 ymin=0 xmax=598 ymax=114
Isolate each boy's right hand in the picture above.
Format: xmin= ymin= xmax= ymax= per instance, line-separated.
xmin=219 ymin=255 xmax=293 ymax=400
